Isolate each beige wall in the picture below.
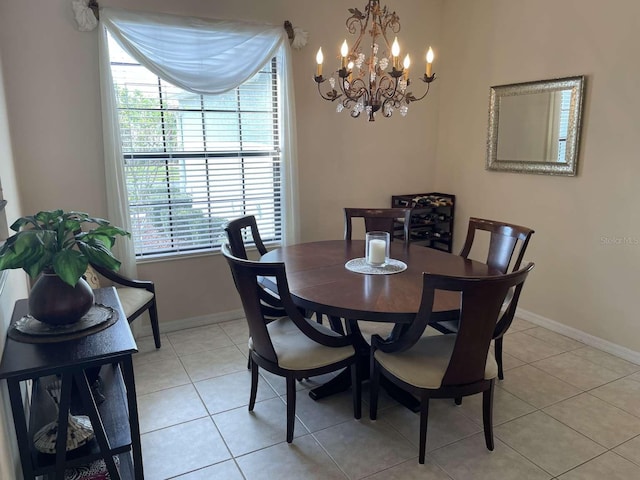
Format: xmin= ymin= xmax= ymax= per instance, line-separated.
xmin=0 ymin=0 xmax=639 ymax=472
xmin=435 ymin=0 xmax=640 ymax=352
xmin=0 ymin=49 xmax=29 ymax=479
xmin=0 ymin=0 xmax=637 ymax=349
xmin=0 ymin=0 xmax=443 ymax=325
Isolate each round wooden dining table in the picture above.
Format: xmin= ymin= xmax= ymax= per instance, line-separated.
xmin=261 ymin=239 xmax=500 ymax=323
xmin=261 ymin=240 xmax=501 ymax=407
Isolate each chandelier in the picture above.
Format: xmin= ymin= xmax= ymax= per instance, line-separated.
xmin=314 ymin=0 xmax=436 ymax=122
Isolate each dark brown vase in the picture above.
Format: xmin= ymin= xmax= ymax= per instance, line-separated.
xmin=29 ymin=272 xmax=95 ymax=325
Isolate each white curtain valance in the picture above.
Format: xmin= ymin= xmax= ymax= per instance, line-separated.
xmin=101 ymin=7 xmax=287 ymax=95
xmin=98 ymin=7 xmax=299 ymax=271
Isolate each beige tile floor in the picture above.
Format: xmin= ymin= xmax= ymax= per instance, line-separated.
xmin=132 ymin=318 xmax=640 ymax=479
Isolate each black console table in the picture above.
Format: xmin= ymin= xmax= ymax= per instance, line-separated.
xmin=0 ymin=287 xmax=143 ymax=480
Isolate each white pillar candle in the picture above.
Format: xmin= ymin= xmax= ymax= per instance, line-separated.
xmin=368 ymin=239 xmax=387 ymax=265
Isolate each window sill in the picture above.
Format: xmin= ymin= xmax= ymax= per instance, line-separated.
xmin=135 ymin=249 xmax=220 ymax=265
xmin=135 ymin=241 xmax=282 ymax=265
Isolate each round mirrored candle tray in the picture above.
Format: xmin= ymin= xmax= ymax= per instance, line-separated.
xmin=366 ymin=231 xmax=390 ymax=267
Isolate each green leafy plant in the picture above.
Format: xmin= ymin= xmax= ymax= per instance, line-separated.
xmin=0 ymin=210 xmax=130 ymax=286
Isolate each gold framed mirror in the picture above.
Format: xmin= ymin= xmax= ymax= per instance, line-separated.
xmin=486 ymin=76 xmax=585 ymax=176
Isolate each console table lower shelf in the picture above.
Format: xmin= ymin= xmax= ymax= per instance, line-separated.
xmin=27 ymin=366 xmax=134 ymax=479
xmin=0 ymin=289 xmax=143 ymax=480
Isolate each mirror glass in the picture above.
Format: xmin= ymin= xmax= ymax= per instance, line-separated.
xmin=486 ymin=76 xmax=585 ymax=176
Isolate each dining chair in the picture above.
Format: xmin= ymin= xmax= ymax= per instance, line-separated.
xmin=369 ymin=263 xmax=534 ymax=463
xmin=343 ymin=208 xmax=412 ymax=341
xmin=224 ymin=215 xmax=290 ymax=369
xmin=432 ymin=217 xmax=535 ymax=379
xmin=344 ymin=207 xmax=412 ymax=246
xmin=459 ymin=217 xmax=535 ymax=274
xmin=222 ymin=244 xmax=361 ymax=442
xmin=224 ymin=215 xmax=286 ymax=314
xmin=85 ymin=263 xmax=161 ymax=348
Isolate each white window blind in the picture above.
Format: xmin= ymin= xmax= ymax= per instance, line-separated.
xmin=108 ymin=38 xmax=282 ymax=258
xmin=557 ymin=89 xmax=572 ymax=161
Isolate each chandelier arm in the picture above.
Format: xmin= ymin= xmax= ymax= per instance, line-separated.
xmin=381 ymin=96 xmax=400 ymax=117
xmin=376 ymin=75 xmax=401 ymax=102
xmin=408 ymin=77 xmax=435 ymax=102
xmin=315 ymin=78 xmax=342 ymax=102
xmin=350 ymin=77 xmax=368 ymax=91
xmin=340 ymin=78 xmax=369 ymax=104
xmin=342 ymin=97 xmax=358 ymax=109
xmin=341 ymin=93 xmax=363 ymax=118
xmin=358 ymin=88 xmax=371 ymax=108
xmin=376 ymin=75 xmax=397 ymax=97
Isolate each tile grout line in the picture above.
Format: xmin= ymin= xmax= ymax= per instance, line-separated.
xmin=133 ymin=321 xmax=640 ymax=478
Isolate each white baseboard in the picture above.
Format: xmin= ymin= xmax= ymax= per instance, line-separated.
xmin=516 ymin=307 xmax=640 ymax=366
xmin=136 ymin=309 xmax=245 ymax=338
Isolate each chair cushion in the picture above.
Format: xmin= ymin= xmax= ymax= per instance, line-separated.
xmin=359 ymin=321 xmax=444 ymax=345
xmin=250 ymin=317 xmax=355 ymax=370
xmin=358 ymin=321 xmax=395 ymax=345
xmin=374 ymin=334 xmax=498 ymax=389
xmin=115 ymin=287 xmax=154 ymax=319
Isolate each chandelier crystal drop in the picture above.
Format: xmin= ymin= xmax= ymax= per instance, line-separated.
xmin=314 ymin=0 xmax=436 ymax=122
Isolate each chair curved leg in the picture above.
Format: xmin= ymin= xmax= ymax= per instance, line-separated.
xmin=419 ymin=394 xmax=430 ymax=464
xmin=369 ymin=355 xmax=380 ymax=420
xmin=350 ymin=362 xmax=361 ymax=419
xmin=286 ymin=374 xmax=296 ymax=443
xmin=483 ymin=379 xmax=495 ymax=451
xmin=149 ymin=300 xmax=161 ymax=349
xmin=249 ymin=357 xmax=258 ymax=411
xmin=454 ymin=397 xmax=462 ymax=405
xmin=495 ymin=337 xmax=504 ymax=380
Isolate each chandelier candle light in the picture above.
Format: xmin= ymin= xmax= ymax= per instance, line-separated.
xmin=314 ymin=0 xmax=436 ymax=121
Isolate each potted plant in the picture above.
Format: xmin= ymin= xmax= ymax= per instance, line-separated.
xmin=0 ymin=210 xmax=129 ymax=325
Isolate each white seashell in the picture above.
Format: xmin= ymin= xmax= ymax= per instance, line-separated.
xmin=32 ymin=379 xmax=95 ymax=453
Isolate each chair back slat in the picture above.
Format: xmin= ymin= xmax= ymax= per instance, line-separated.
xmin=442 ymin=264 xmax=533 ymax=385
xmin=224 ymin=215 xmax=269 ymax=259
xmin=460 ymin=217 xmax=534 ymax=273
xmin=344 ymin=208 xmax=412 ymax=245
xmin=487 ymin=233 xmax=518 ymax=273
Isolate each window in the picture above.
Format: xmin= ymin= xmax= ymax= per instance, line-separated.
xmin=556 ymin=89 xmax=572 ymax=162
xmin=109 ymin=38 xmax=281 ymax=258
